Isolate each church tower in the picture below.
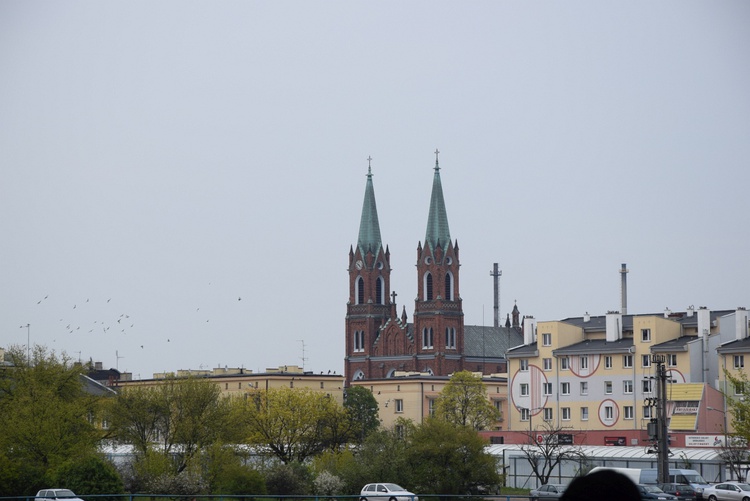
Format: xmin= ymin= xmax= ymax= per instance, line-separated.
xmin=413 ymin=150 xmax=464 ymax=375
xmin=345 ymin=161 xmax=397 ymax=382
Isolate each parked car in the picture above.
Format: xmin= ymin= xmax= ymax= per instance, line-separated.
xmin=361 ymin=483 xmax=418 ymax=501
xmin=659 ymin=483 xmax=698 ymax=500
xmin=637 ymin=484 xmax=678 ymax=500
xmin=530 ymin=483 xmax=568 ymax=500
xmin=703 ymin=482 xmax=750 ymax=501
xmin=36 ymin=490 xmax=84 ymax=501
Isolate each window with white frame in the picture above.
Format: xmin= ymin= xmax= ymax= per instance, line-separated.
xmin=642 ymin=379 xmax=653 ymax=393
xmin=734 ymin=382 xmax=745 ymax=396
xmin=735 ymin=355 xmax=745 ymax=369
xmin=623 ymin=354 xmax=633 ymax=368
xmin=560 ymin=357 xmax=569 ymax=370
xmin=561 ymin=382 xmax=570 ymax=395
xmin=605 ymin=356 xmax=613 ymax=369
xmin=580 ymin=356 xmax=588 ymax=370
xmin=605 ymin=406 xmax=614 ymax=420
xmin=422 ymin=327 xmax=433 ymax=349
xmin=581 ymin=407 xmax=589 ymax=420
xmin=544 ymin=408 xmax=553 ymax=421
xmin=623 ymin=380 xmax=634 ymax=394
xmin=520 ymin=359 xmax=529 ymax=371
xmin=428 ymin=399 xmax=435 ymax=415
xmin=641 ymin=328 xmax=651 ymax=342
xmin=520 ymin=408 xmax=530 ymax=421
xmin=395 ymin=399 xmax=404 ymax=412
xmin=643 ymin=406 xmax=652 ymax=418
xmin=543 ymin=382 xmax=552 ymax=396
xmin=642 ymin=354 xmax=651 ymax=368
xmin=624 ymin=406 xmax=634 ymax=419
xmin=445 ymin=327 xmax=456 ymax=349
xmin=668 ymin=354 xmax=677 ymax=367
xmin=605 ymin=381 xmax=613 ymax=394
xmin=562 ymin=407 xmax=571 ymax=420
xmin=580 ymin=381 xmax=588 ymax=395
xmin=520 ymin=383 xmax=529 ymax=396
xmin=353 ymin=330 xmax=365 ymax=352
xmin=543 ymin=358 xmax=552 ymax=371
xmin=542 ymin=333 xmax=551 ymax=346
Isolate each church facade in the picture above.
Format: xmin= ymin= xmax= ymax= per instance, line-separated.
xmin=345 ymin=153 xmax=523 ymax=385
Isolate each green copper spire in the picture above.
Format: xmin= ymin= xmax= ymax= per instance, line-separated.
xmin=424 ymin=149 xmax=451 ymax=251
xmin=357 ymin=158 xmax=382 ymax=258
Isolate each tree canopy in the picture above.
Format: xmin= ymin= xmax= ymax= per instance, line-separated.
xmin=433 ymin=370 xmax=500 ymax=430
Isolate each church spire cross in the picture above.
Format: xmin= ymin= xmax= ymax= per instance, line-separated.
xmin=434 ymin=149 xmax=440 ymax=171
xmin=367 ymin=156 xmax=373 ymax=176
xmin=391 ymin=290 xmax=397 ymax=304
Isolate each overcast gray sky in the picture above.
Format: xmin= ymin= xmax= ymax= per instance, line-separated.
xmin=1 ymin=2 xmax=749 ymax=379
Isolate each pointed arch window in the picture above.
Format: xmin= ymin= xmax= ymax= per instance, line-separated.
xmin=424 ymin=272 xmax=433 ymax=301
xmin=445 ymin=272 xmax=454 ymax=300
xmin=353 ymin=330 xmax=365 ymax=352
xmin=356 ymin=277 xmax=365 ymax=305
xmin=422 ymin=327 xmax=434 ymax=349
xmin=445 ymin=327 xmax=456 ymax=349
xmin=376 ymin=276 xmax=384 ymax=305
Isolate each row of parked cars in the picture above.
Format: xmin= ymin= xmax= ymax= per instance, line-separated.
xmin=530 ymin=468 xmax=750 ymax=501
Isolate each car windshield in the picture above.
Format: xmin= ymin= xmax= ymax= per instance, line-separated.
xmin=56 ymin=491 xmax=76 ymax=498
xmin=684 ymin=474 xmax=708 ymax=484
xmin=384 ymin=484 xmax=404 ymax=492
xmin=643 ymin=486 xmax=664 ymax=493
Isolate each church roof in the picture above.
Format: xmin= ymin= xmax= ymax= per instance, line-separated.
xmin=464 ymin=325 xmax=524 ymax=358
xmin=424 ymin=153 xmax=451 ymax=252
xmin=357 ymin=165 xmax=382 ymax=258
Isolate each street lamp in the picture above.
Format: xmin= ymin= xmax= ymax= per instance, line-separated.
xmin=19 ymin=324 xmax=30 ymax=366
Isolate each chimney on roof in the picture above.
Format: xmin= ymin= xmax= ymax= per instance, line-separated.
xmin=583 ymin=312 xmax=590 ymax=323
xmin=620 ymin=263 xmax=629 ymax=315
xmin=736 ymin=307 xmax=749 ymax=341
xmin=697 ymin=307 xmax=711 ymax=337
xmin=606 ymin=311 xmax=623 ymax=342
xmin=523 ymin=316 xmax=537 ymax=345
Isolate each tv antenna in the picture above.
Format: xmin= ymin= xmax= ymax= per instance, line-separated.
xmin=116 ymin=350 xmax=124 ymax=371
xmin=298 ymin=340 xmax=308 ymax=370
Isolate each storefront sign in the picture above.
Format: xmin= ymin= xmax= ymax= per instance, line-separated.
xmin=686 ymin=435 xmax=724 ymax=447
xmin=605 ymin=436 xmax=627 ymax=446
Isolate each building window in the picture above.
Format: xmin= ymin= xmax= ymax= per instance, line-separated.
xmin=424 ymin=272 xmax=433 ymax=301
xmin=375 ymin=276 xmax=384 ymax=304
xmin=581 ymin=407 xmax=589 ymax=420
xmin=560 ymin=357 xmax=569 ymax=370
xmin=624 ymin=406 xmax=634 ymax=420
xmin=542 ymin=333 xmax=552 ymax=346
xmin=445 ymin=272 xmax=454 ymax=300
xmin=354 ymin=330 xmax=365 ymax=352
xmin=642 ymin=328 xmax=651 ymax=342
xmin=668 ymin=354 xmax=678 ymax=367
xmin=356 ymin=276 xmax=365 ymax=304
xmin=580 ymin=382 xmax=588 ymax=395
xmin=735 ymin=355 xmax=745 ymax=369
xmin=520 ymin=383 xmax=529 ymax=396
xmin=422 ymin=327 xmax=434 ymax=349
xmin=544 ymin=408 xmax=553 ymax=421
xmin=580 ymin=356 xmax=588 ymax=370
xmin=623 ymin=355 xmax=633 ymax=368
xmin=642 ymin=355 xmax=651 ymax=368
xmin=605 ymin=356 xmax=613 ymax=369
xmin=445 ymin=327 xmax=456 ymax=349
xmin=520 ymin=408 xmax=530 ymax=421
xmin=320 ymin=382 xmax=324 ymax=389
xmin=395 ymin=399 xmax=404 ymax=413
xmin=605 ymin=381 xmax=613 ymax=394
xmin=605 ymin=406 xmax=614 ymax=420
xmin=623 ymin=380 xmax=634 ymax=394
xmin=562 ymin=407 xmax=571 ymax=420
xmin=520 ymin=359 xmax=529 ymax=371
xmin=642 ymin=380 xmax=653 ymax=393
xmin=643 ymin=406 xmax=652 ymax=418
xmin=428 ymin=399 xmax=435 ymax=415
xmin=561 ymin=382 xmax=570 ymax=395
xmin=543 ymin=358 xmax=552 ymax=371
xmin=734 ymin=382 xmax=745 ymax=396
xmin=543 ymin=383 xmax=552 ymax=396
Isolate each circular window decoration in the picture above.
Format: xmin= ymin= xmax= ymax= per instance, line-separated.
xmin=424 ymin=256 xmax=432 ymax=264
xmin=510 ymin=365 xmax=549 ymax=413
xmin=598 ymin=399 xmax=620 ymax=427
xmin=446 ymin=256 xmax=452 ymax=265
xmin=353 ymin=370 xmax=365 ymax=380
xmin=376 ymin=261 xmax=384 ymax=270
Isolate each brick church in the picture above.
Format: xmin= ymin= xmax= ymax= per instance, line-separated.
xmin=345 ymin=152 xmax=524 ymax=385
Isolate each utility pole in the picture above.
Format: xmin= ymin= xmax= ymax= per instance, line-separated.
xmin=653 ymin=354 xmax=670 ymax=483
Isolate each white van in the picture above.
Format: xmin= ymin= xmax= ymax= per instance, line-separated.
xmin=588 ymin=467 xmax=711 ymax=498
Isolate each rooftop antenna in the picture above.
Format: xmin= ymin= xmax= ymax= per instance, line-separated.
xmin=490 ymin=263 xmax=502 ymax=328
xmin=298 ymin=340 xmax=308 ymax=370
xmin=116 ymin=350 xmax=124 ymax=371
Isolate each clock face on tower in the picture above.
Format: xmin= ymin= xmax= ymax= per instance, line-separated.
xmin=355 ymin=260 xmax=363 ymax=270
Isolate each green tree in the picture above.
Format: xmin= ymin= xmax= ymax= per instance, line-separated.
xmin=50 ymin=455 xmax=124 ymax=496
xmin=344 ymin=386 xmax=380 ymax=443
xmin=723 ymin=369 xmax=750 ymax=440
xmin=0 ymin=346 xmax=105 ymax=494
xmin=433 ymin=370 xmax=500 ymax=430
xmin=405 ymin=418 xmax=500 ymax=495
xmin=233 ymin=387 xmax=347 ymax=463
xmin=107 ymin=376 xmax=228 ymax=474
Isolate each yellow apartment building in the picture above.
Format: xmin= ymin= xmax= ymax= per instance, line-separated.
xmin=496 ymin=308 xmax=734 ymax=446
